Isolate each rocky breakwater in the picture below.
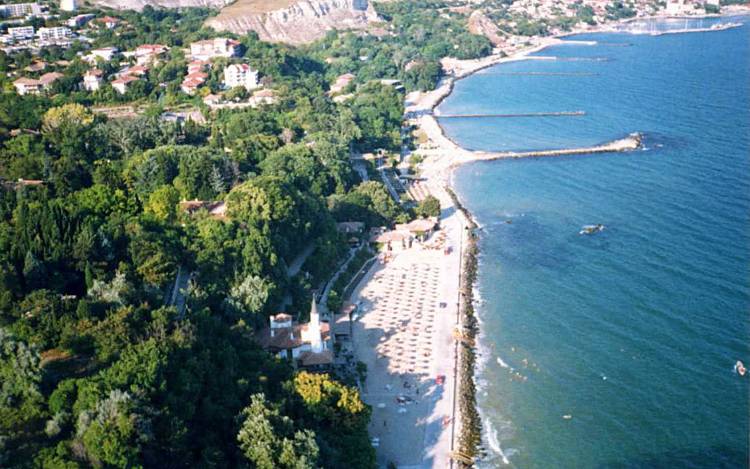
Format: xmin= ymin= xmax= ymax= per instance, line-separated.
xmin=206 ymin=0 xmax=378 ymax=44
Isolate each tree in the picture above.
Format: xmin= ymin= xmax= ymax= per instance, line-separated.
xmin=76 ymin=390 xmax=148 ymax=468
xmin=0 ymin=328 xmax=45 ymax=466
xmin=225 ymin=85 xmax=249 ymax=102
xmin=349 ymin=83 xmax=403 ymax=151
xmin=144 ymin=185 xmax=180 ymax=222
xmin=127 ymin=222 xmax=181 ymax=287
xmin=415 ymin=195 xmax=440 ymax=218
xmin=224 ymin=274 xmax=272 ymax=321
xmin=226 ymin=176 xmax=320 ymax=260
xmin=22 ymin=250 xmax=47 ymax=290
xmin=292 ymin=372 xmax=374 ymax=469
xmin=237 ymin=393 xmax=319 ymax=469
xmin=328 ymin=181 xmax=402 ymax=226
xmin=293 ymin=372 xmax=368 ymax=429
xmin=209 ymin=165 xmax=227 ymax=196
xmin=41 ymin=103 xmax=95 ymax=159
xmin=402 ymin=60 xmax=441 ymax=92
xmin=259 ymin=143 xmax=331 ymax=196
xmin=0 ymin=134 xmax=45 ymax=180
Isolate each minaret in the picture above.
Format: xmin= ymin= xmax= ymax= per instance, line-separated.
xmin=308 ymin=296 xmax=323 ymax=353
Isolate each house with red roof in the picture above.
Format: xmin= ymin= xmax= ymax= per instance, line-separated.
xmin=111 ymin=74 xmax=139 ymax=94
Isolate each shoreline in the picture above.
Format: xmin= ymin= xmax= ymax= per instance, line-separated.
xmin=407 ymin=9 xmax=749 ymax=169
xmin=348 ymin=9 xmax=750 ymax=467
xmin=404 ymin=8 xmax=748 ymax=467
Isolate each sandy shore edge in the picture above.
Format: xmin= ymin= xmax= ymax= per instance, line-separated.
xmin=402 ymin=8 xmax=749 ymax=467
xmin=347 ymin=8 xmax=750 ymax=468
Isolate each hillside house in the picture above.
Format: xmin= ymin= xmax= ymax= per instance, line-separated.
xmin=223 ymin=63 xmax=259 ymax=91
xmin=111 ymin=74 xmax=139 ymax=94
xmin=13 ymin=77 xmax=41 ymax=95
xmin=189 ymin=37 xmax=240 ymax=60
xmin=82 ymin=69 xmax=104 ymax=91
xmin=84 ymin=47 xmax=118 ymax=64
xmin=134 ymin=44 xmax=168 ymax=65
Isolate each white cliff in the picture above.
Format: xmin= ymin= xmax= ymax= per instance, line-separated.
xmin=206 ymin=0 xmax=378 ymax=44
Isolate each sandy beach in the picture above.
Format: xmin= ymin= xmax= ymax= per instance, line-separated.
xmin=346 ymin=9 xmax=749 ymax=467
xmin=350 ymin=29 xmax=637 ymax=469
xmin=350 ymin=173 xmax=469 ymax=468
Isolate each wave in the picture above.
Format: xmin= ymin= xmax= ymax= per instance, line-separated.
xmin=481 ymin=415 xmax=515 ymax=466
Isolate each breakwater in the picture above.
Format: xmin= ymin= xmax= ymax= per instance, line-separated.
xmin=467 ymin=133 xmax=642 ymax=162
xmin=438 ymin=111 xmax=586 ymax=119
xmin=478 ymin=72 xmax=599 ymax=76
xmin=444 ymin=17 xmax=750 ymax=467
xmin=446 ymin=186 xmax=482 ymax=468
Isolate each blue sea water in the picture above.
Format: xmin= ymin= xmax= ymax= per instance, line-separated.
xmin=440 ymin=17 xmax=750 ymax=469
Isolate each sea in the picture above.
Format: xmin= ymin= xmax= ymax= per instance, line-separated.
xmin=438 ymin=16 xmax=750 ymax=469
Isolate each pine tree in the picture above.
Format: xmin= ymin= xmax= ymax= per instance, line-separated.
xmin=84 ymin=261 xmax=94 ymax=290
xmin=209 ymin=165 xmax=226 ymax=196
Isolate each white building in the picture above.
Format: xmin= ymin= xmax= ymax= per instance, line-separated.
xmin=189 ymin=37 xmax=240 ymax=60
xmin=7 ymin=26 xmax=35 ymax=41
xmin=13 ymin=77 xmax=41 ymax=95
xmin=66 ymin=13 xmax=94 ymax=27
xmin=37 ymin=27 xmax=72 ymax=42
xmin=84 ymin=46 xmax=118 ymax=63
xmin=111 ymin=74 xmax=138 ymax=94
xmin=223 ymin=63 xmax=259 ymax=91
xmin=12 ymin=72 xmax=62 ymax=95
xmin=60 ymin=0 xmax=77 ymax=12
xmin=257 ymin=299 xmax=333 ymax=368
xmin=82 ymin=69 xmax=103 ymax=91
xmin=134 ymin=44 xmax=168 ymax=65
xmin=0 ymin=3 xmax=42 ymax=18
xmin=665 ymin=0 xmax=687 ymax=14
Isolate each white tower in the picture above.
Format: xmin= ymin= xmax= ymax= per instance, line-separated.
xmin=60 ymin=0 xmax=77 ymax=12
xmin=308 ymin=297 xmax=324 ymax=353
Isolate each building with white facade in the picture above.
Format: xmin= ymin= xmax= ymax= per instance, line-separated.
xmin=134 ymin=44 xmax=168 ymax=65
xmin=37 ymin=27 xmax=72 ymax=42
xmin=7 ymin=26 xmax=35 ymax=41
xmin=13 ymin=72 xmax=62 ymax=95
xmin=84 ymin=46 xmax=118 ymax=64
xmin=13 ymin=77 xmax=41 ymax=95
xmin=257 ymin=299 xmax=333 ymax=369
xmin=111 ymin=74 xmax=138 ymax=94
xmin=0 ymin=3 xmax=42 ymax=18
xmin=223 ymin=63 xmax=259 ymax=91
xmin=82 ymin=69 xmax=103 ymax=91
xmin=189 ymin=37 xmax=240 ymax=60
xmin=665 ymin=0 xmax=688 ymax=14
xmin=60 ymin=0 xmax=77 ymax=12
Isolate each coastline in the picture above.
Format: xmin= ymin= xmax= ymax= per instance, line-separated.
xmin=346 ymin=8 xmax=750 ymax=468
xmin=403 ymin=7 xmax=749 ymax=467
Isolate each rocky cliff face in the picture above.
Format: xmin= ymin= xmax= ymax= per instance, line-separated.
xmin=89 ymin=0 xmax=232 ymax=10
xmin=206 ymin=0 xmax=378 ymax=44
xmin=468 ymin=10 xmax=505 ymax=46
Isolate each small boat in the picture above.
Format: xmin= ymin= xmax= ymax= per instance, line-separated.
xmin=579 ymin=224 xmax=605 ymax=235
xmin=735 ymin=360 xmax=746 ymax=376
